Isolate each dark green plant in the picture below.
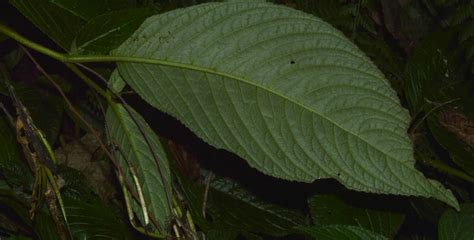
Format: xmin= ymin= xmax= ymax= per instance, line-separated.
xmin=0 ymin=0 xmax=472 ymax=239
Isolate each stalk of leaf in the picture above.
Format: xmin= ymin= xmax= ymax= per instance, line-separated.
xmin=118 ymin=169 xmax=167 ymax=239
xmin=18 ymin=25 xmax=190 ymax=234
xmin=68 ymin=63 xmax=175 ymax=221
xmin=0 ymin=63 xmax=71 ymax=239
xmin=85 ymin=64 xmax=199 ymax=238
xmin=20 ymin=48 xmax=156 ymax=235
xmin=24 ymin=49 xmax=173 ymax=234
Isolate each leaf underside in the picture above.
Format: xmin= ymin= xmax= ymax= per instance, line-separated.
xmin=105 ymin=104 xmax=172 ymax=229
xmin=113 ymin=2 xmax=458 ymax=208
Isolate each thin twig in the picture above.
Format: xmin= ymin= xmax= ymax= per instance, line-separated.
xmin=408 ymin=98 xmax=459 ymax=135
xmin=0 ymin=103 xmax=14 ymax=126
xmin=417 ymin=153 xmax=474 ymax=184
xmin=75 ymin=63 xmax=174 ymax=219
xmin=202 ymin=172 xmax=213 ymax=219
xmin=0 ymin=62 xmax=71 ymax=240
xmin=22 ymin=47 xmax=141 ymax=205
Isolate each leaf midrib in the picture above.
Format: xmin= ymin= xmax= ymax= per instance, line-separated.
xmin=112 ymin=55 xmax=405 ymax=165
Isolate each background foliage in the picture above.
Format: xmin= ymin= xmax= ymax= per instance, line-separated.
xmin=0 ymin=0 xmax=473 ymax=239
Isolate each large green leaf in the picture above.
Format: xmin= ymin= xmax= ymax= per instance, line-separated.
xmin=309 ymin=194 xmax=404 ymax=238
xmin=438 ymin=203 xmax=474 ymax=240
xmin=296 ymin=224 xmax=388 ymax=240
xmin=10 ymin=0 xmax=83 ymax=49
xmin=72 ymin=8 xmax=154 ymax=54
xmin=105 ymin=103 xmax=172 ymax=229
xmin=113 ymin=1 xmax=457 ymax=208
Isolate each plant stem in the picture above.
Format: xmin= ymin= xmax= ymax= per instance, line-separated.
xmin=0 ymin=22 xmax=157 ymax=63
xmin=1 ymin=22 xmax=199 ymax=237
xmin=417 ymin=153 xmax=474 ymax=184
xmin=0 ymin=24 xmax=65 ymax=61
xmin=0 ymin=22 xmax=243 ymax=82
xmin=64 ymin=63 xmax=111 ymax=101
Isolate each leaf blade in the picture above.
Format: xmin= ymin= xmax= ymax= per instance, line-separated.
xmin=114 ymin=2 xmax=457 ymax=208
xmin=105 ymin=103 xmax=172 ymax=229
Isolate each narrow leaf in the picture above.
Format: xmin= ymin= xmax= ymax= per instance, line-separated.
xmin=114 ymin=2 xmax=458 ymax=208
xmin=105 ymin=103 xmax=172 ymax=229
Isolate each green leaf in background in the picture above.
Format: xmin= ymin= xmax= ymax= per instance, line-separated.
xmin=0 ymin=189 xmax=33 ymax=231
xmin=0 ymin=115 xmax=31 ymax=188
xmin=177 ymin=173 xmax=304 ymax=238
xmin=72 ymin=8 xmax=154 ymax=54
xmin=400 ymin=1 xmax=436 ymax=41
xmin=206 ymin=230 xmax=239 ymax=240
xmin=308 ymin=194 xmax=405 ymax=238
xmin=109 ymin=70 xmax=126 ymax=93
xmin=6 ymin=236 xmax=32 ymax=240
xmin=438 ymin=203 xmax=474 ymax=240
xmin=15 ymin=85 xmax=64 ymax=145
xmin=3 ymin=48 xmax=25 ymax=70
xmin=404 ymin=30 xmax=474 ymax=176
xmin=296 ymin=224 xmax=388 ymax=240
xmin=428 ymin=108 xmax=474 ymax=176
xmin=0 ymin=32 xmax=7 ymax=43
xmin=0 ymin=49 xmax=24 ymax=95
xmin=10 ymin=0 xmax=83 ymax=50
xmin=65 ymin=198 xmax=134 ymax=239
xmin=114 ymin=1 xmax=458 ymax=208
xmin=50 ymin=0 xmax=137 ymax=20
xmin=206 ymin=173 xmax=305 ymax=236
xmin=354 ymin=33 xmax=404 ymax=90
xmin=0 ymin=189 xmax=60 ymax=240
xmin=403 ymin=31 xmax=457 ymax=114
xmin=33 ymin=212 xmax=61 ymax=240
xmin=105 ymin=103 xmax=172 ymax=229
